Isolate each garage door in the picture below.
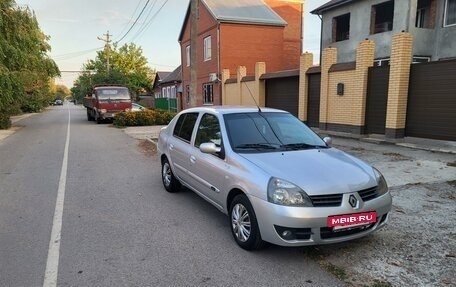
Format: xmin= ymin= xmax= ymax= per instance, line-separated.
xmin=406 ymin=60 xmax=456 ymax=141
xmin=265 ymin=77 xmax=299 ymax=117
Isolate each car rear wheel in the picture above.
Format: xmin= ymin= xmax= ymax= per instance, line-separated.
xmin=161 ymin=158 xmax=181 ymax=193
xmin=229 ymin=194 xmax=264 ymax=250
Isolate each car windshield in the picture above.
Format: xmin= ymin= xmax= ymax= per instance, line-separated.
xmin=224 ymin=112 xmax=327 ymax=153
xmin=97 ymin=88 xmax=130 ymax=100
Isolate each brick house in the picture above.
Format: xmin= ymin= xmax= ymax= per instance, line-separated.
xmin=178 ymin=0 xmax=304 ymax=108
xmin=311 ymin=0 xmax=456 ymax=64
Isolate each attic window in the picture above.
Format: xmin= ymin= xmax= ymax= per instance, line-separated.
xmin=371 ymin=1 xmax=394 ymax=34
xmin=332 ymin=13 xmax=350 ymax=42
xmin=416 ymin=0 xmax=436 ymax=29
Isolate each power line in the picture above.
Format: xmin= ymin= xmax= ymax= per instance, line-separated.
xmin=116 ymin=0 xmax=151 ymax=44
xmin=129 ymin=0 xmax=170 ymax=43
xmin=114 ymin=0 xmax=146 ymax=42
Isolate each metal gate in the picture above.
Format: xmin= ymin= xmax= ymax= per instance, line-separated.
xmin=365 ymin=66 xmax=390 ymax=134
xmin=406 ymin=60 xmax=456 ymax=141
xmin=265 ymin=77 xmax=299 ymax=117
xmin=307 ymin=72 xmax=321 ymax=127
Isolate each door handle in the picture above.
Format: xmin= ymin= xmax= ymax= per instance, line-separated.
xmin=190 ymin=155 xmax=196 ymax=164
xmin=169 ymin=143 xmax=174 ymax=150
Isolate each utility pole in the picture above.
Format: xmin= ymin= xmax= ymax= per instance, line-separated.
xmin=189 ymin=0 xmax=198 ymax=107
xmin=98 ymin=31 xmax=112 ymax=74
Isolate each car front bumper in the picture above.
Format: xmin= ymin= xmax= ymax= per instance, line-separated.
xmin=250 ymin=192 xmax=392 ymax=246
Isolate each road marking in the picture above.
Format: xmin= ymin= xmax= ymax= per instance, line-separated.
xmin=43 ymin=105 xmax=71 ymax=287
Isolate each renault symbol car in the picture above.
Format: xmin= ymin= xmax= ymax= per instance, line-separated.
xmin=157 ymin=106 xmax=392 ymax=250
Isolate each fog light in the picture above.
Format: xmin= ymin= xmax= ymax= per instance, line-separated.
xmin=281 ymin=230 xmax=294 ymax=240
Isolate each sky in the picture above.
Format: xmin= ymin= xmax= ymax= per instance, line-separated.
xmin=15 ymin=0 xmax=323 ymax=88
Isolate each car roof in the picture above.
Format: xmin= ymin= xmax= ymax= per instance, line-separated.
xmin=181 ymin=106 xmax=289 ymax=115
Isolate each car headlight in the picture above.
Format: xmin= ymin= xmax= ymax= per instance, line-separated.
xmin=267 ymin=177 xmax=313 ymax=207
xmin=100 ymin=109 xmax=107 ymax=114
xmin=373 ymin=168 xmax=388 ymax=196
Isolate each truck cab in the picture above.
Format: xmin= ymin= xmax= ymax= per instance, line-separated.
xmin=84 ymin=85 xmax=132 ymax=123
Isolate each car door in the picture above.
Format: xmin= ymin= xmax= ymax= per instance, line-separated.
xmin=185 ymin=113 xmax=227 ymax=209
xmin=167 ymin=112 xmax=199 ymax=185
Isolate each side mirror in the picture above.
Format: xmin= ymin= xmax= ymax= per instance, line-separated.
xmin=200 ymin=142 xmax=221 ymax=154
xmin=323 ymin=137 xmax=332 ymax=147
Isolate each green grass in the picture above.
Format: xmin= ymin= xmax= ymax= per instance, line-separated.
xmin=320 ymin=262 xmax=347 ymax=281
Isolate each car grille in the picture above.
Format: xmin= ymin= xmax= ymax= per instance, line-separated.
xmin=310 ymin=194 xmax=343 ymax=207
xmin=357 ymin=186 xmax=379 ymax=201
xmin=320 ymin=223 xmax=375 ymax=239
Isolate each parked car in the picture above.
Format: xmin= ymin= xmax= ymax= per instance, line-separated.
xmin=54 ymin=99 xmax=63 ymax=105
xmin=157 ymin=106 xmax=392 ymax=250
xmin=132 ymin=103 xmax=145 ymax=112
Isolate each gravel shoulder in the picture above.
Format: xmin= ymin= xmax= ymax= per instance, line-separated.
xmin=308 ymin=138 xmax=456 ymax=287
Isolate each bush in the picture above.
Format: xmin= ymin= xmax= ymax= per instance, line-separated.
xmin=21 ymin=98 xmax=44 ymax=113
xmin=114 ymin=108 xmax=176 ymax=127
xmin=0 ymin=113 xmax=11 ymax=129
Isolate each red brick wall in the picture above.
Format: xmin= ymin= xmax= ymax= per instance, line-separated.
xmin=264 ymin=0 xmax=303 ymax=69
xmin=220 ymin=23 xmax=285 ymax=77
xmin=180 ymin=0 xmax=220 ymax=108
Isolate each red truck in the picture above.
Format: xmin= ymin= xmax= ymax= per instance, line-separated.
xmin=83 ymin=85 xmax=132 ymax=123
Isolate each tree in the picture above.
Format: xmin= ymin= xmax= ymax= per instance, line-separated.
xmin=0 ymin=1 xmax=60 ymax=127
xmin=72 ymin=42 xmax=154 ymax=102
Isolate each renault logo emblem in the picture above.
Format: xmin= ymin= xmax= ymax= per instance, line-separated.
xmin=349 ymin=195 xmax=358 ymax=208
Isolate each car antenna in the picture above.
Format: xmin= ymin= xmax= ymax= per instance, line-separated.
xmin=243 ymin=81 xmax=262 ymax=112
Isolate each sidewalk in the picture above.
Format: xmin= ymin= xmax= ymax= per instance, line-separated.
xmin=313 ymin=128 xmax=456 ymax=154
xmin=125 ymin=125 xmax=456 ymax=155
xmin=0 ymin=113 xmax=38 ymax=142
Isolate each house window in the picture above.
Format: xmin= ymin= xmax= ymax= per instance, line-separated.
xmin=171 ymin=86 xmax=176 ymax=98
xmin=374 ymin=58 xmax=390 ymax=66
xmin=444 ymin=0 xmax=456 ymax=27
xmin=332 ymin=13 xmax=350 ymax=42
xmin=204 ymin=36 xmax=211 ymax=61
xmin=371 ymin=1 xmax=394 ymax=34
xmin=162 ymin=87 xmax=167 ymax=98
xmin=186 ymin=45 xmax=190 ymax=67
xmin=416 ymin=0 xmax=436 ymax=28
xmin=203 ymin=83 xmax=213 ymax=105
xmin=186 ymin=85 xmax=190 ymax=104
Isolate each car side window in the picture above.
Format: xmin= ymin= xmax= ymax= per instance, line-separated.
xmin=173 ymin=112 xmax=199 ymax=143
xmin=195 ymin=113 xmax=221 ymax=148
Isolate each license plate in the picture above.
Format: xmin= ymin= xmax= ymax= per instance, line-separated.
xmin=327 ymin=211 xmax=377 ymax=230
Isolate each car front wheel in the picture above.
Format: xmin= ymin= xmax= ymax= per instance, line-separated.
xmin=229 ymin=194 xmax=264 ymax=250
xmin=161 ymin=158 xmax=181 ymax=193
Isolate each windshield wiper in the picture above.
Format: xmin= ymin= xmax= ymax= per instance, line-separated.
xmin=235 ymin=143 xmax=279 ymax=150
xmin=281 ymin=143 xmax=328 ymax=150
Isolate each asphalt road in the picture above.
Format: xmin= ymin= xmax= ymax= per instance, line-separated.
xmin=0 ymin=104 xmax=343 ymax=287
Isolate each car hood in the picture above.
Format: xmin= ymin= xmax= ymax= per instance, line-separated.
xmin=239 ymin=148 xmax=376 ymax=195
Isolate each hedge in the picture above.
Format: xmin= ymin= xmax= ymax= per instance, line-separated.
xmin=113 ymin=109 xmax=176 ymax=127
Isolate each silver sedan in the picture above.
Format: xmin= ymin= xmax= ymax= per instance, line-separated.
xmin=157 ymin=106 xmax=392 ymax=250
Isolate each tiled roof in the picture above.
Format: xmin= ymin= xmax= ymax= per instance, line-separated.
xmin=311 ymin=0 xmax=359 ymax=15
xmin=203 ymin=0 xmax=286 ymax=26
xmin=160 ymin=66 xmax=182 ymax=84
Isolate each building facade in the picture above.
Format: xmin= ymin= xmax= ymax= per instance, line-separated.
xmin=178 ymin=0 xmax=304 ymax=109
xmin=311 ymin=0 xmax=456 ymax=64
